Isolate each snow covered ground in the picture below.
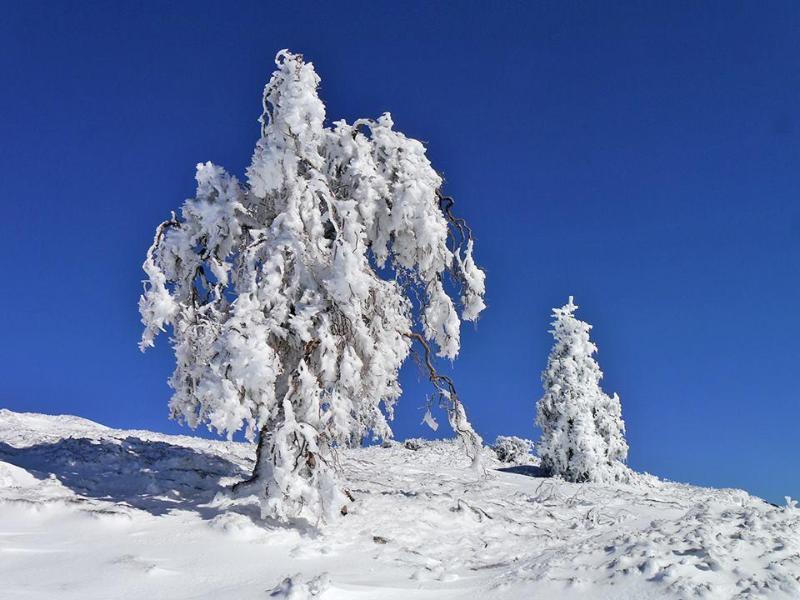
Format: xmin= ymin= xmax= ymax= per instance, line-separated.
xmin=1 ymin=409 xmax=798 ymax=599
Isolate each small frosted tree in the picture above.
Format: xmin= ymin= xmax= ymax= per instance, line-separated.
xmin=139 ymin=51 xmax=486 ymax=523
xmin=535 ymin=297 xmax=628 ymax=482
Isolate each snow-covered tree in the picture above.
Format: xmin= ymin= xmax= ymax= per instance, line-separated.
xmin=139 ymin=50 xmax=486 ymax=523
xmin=535 ymin=297 xmax=628 ymax=482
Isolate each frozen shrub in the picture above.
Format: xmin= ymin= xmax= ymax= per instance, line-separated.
xmin=492 ymin=436 xmax=534 ymax=464
xmin=404 ymin=439 xmax=423 ymax=451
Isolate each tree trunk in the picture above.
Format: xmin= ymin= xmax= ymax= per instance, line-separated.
xmin=231 ymin=425 xmax=271 ymax=496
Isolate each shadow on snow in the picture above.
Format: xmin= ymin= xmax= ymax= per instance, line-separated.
xmin=496 ymin=464 xmax=549 ymax=478
xmin=0 ymin=436 xmax=260 ymax=521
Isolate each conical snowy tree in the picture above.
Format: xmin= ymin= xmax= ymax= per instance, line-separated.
xmin=139 ymin=51 xmax=486 ymax=523
xmin=535 ymin=297 xmax=628 ymax=482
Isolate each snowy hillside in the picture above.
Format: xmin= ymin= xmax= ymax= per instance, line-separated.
xmin=1 ymin=409 xmax=798 ymax=599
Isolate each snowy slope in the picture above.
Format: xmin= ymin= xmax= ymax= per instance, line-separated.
xmin=0 ymin=409 xmax=798 ymax=599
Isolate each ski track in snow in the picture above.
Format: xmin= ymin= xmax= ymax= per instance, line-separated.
xmin=0 ymin=409 xmax=798 ymax=599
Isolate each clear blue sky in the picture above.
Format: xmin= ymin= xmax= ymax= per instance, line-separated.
xmin=1 ymin=1 xmax=798 ymax=504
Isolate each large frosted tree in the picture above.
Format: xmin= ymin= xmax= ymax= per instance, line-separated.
xmin=535 ymin=297 xmax=628 ymax=482
xmin=138 ymin=51 xmax=486 ymax=523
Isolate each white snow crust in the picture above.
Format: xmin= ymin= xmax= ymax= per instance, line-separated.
xmin=1 ymin=408 xmax=798 ymax=599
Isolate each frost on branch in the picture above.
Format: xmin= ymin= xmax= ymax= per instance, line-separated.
xmin=535 ymin=297 xmax=628 ymax=482
xmin=138 ymin=50 xmax=486 ymax=523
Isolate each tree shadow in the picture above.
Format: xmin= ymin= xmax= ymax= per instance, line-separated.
xmin=0 ymin=436 xmax=261 ymax=520
xmin=496 ymin=464 xmax=549 ymax=478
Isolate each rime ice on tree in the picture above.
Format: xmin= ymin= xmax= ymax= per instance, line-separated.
xmin=138 ymin=51 xmax=486 ymax=523
xmin=535 ymin=297 xmax=628 ymax=482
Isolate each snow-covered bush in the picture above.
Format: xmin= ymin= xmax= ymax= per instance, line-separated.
xmin=535 ymin=297 xmax=628 ymax=482
xmin=139 ymin=50 xmax=486 ymax=523
xmin=786 ymin=496 xmax=798 ymax=510
xmin=404 ymin=439 xmax=424 ymax=451
xmin=492 ymin=436 xmax=534 ymax=464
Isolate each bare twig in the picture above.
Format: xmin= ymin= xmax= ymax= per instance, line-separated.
xmin=403 ymin=331 xmax=483 ymax=466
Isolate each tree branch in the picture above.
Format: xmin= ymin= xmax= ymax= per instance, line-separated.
xmin=403 ymin=331 xmax=483 ymax=466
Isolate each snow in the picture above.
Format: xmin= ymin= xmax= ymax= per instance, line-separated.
xmin=1 ymin=408 xmax=799 ymax=599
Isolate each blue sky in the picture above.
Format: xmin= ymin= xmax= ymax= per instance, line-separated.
xmin=1 ymin=1 xmax=798 ymax=504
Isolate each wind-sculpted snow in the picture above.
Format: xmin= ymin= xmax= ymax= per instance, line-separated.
xmin=1 ymin=409 xmax=798 ymax=599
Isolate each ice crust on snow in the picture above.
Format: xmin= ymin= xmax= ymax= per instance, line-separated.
xmin=1 ymin=409 xmax=799 ymax=599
